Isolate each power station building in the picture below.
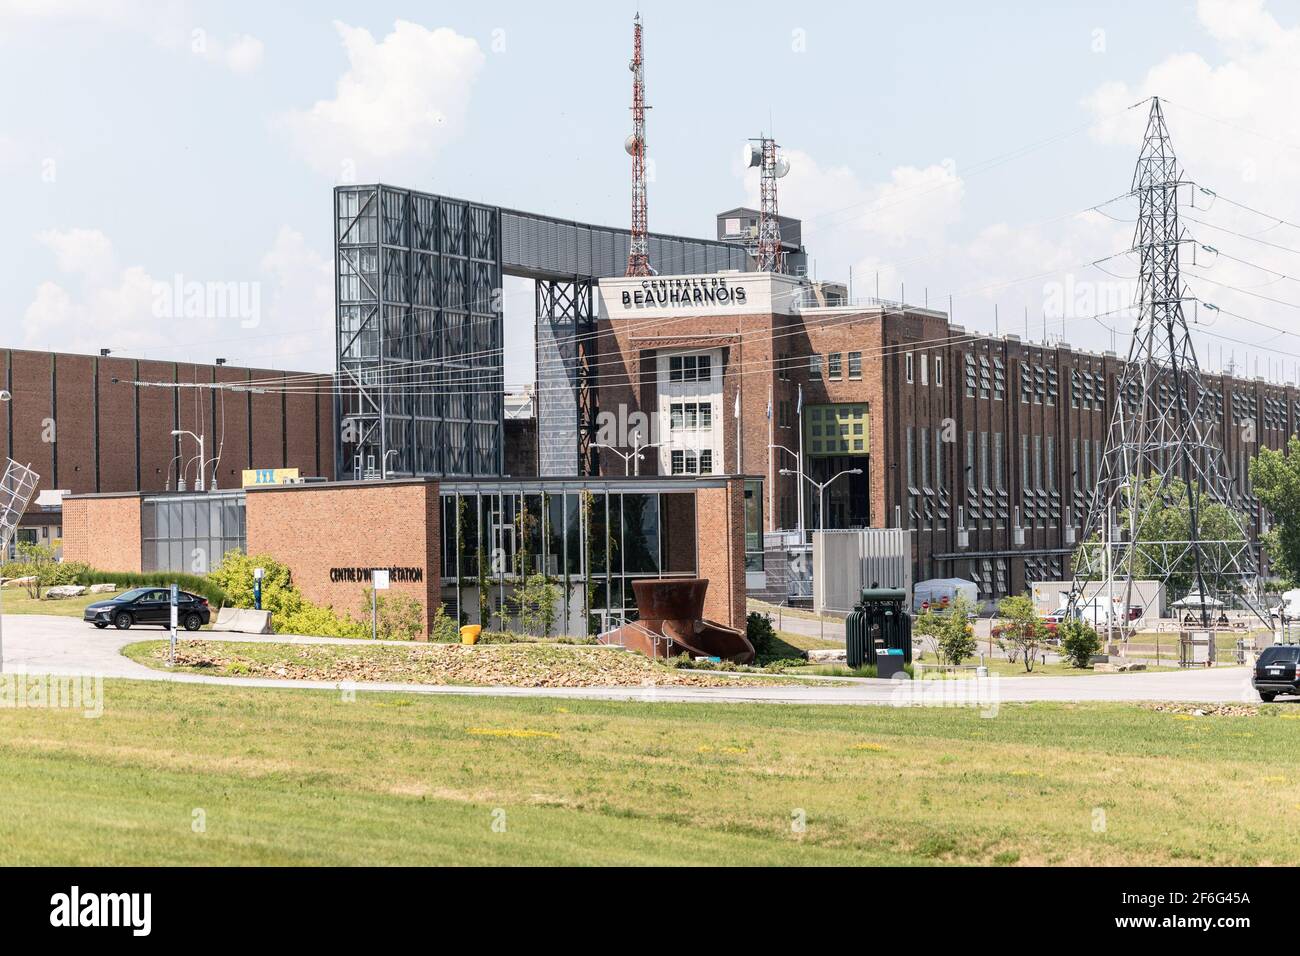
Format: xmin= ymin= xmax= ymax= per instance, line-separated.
xmin=328 ymin=183 xmax=1298 ymax=602
xmin=588 ymin=270 xmax=1300 ymax=601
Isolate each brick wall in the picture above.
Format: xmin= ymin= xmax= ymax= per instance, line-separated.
xmin=61 ymin=495 xmax=143 ymax=572
xmin=245 ymin=481 xmax=441 ymax=638
xmin=0 ymin=349 xmax=333 ymax=505
xmin=695 ymin=478 xmax=746 ymax=629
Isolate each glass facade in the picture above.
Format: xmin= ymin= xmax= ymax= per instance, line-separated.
xmin=141 ymin=491 xmax=246 ymax=573
xmin=438 ymin=482 xmax=702 ymax=637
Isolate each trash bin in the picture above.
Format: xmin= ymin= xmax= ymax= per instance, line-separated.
xmin=460 ymin=624 xmax=482 ymax=646
xmin=876 ymin=648 xmax=906 ymax=679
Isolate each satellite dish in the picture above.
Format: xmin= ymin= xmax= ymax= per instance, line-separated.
xmin=775 ymin=155 xmax=791 ymax=178
xmin=743 ymin=143 xmax=762 ymax=168
xmin=625 ymin=134 xmax=642 ymax=155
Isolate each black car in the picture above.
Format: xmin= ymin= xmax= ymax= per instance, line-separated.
xmin=83 ymin=587 xmax=211 ymax=631
xmin=1253 ymin=645 xmax=1300 ymax=702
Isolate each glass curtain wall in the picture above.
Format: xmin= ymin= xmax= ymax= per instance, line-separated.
xmin=141 ymin=491 xmax=246 ymax=573
xmin=439 ymin=488 xmax=697 ymax=638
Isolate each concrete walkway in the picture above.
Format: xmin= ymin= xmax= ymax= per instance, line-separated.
xmin=0 ymin=614 xmax=1272 ymax=706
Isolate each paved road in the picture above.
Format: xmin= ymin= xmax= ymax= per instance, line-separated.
xmin=0 ymin=614 xmax=1272 ymax=706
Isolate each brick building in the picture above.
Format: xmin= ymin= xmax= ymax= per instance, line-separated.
xmin=63 ymin=475 xmax=753 ymax=638
xmin=0 ymin=348 xmax=334 ymax=551
xmin=589 ymin=270 xmax=1299 ymax=601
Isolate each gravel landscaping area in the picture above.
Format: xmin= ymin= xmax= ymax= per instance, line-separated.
xmin=124 ymin=639 xmax=812 ymax=688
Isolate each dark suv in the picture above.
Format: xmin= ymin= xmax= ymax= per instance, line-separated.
xmin=1253 ymin=645 xmax=1300 ymax=702
xmin=83 ymin=587 xmax=211 ymax=631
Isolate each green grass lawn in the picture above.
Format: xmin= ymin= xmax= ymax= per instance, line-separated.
xmin=2 ymin=679 xmax=1298 ymax=865
xmin=0 ymin=588 xmax=101 ymax=617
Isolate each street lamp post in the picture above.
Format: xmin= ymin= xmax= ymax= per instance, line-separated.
xmin=594 ymin=440 xmax=662 ymax=476
xmin=769 ymin=443 xmax=803 ymax=538
xmin=780 ymin=467 xmax=863 ymax=535
xmin=171 ymin=429 xmax=205 ymax=491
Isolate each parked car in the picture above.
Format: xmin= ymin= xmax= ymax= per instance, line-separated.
xmin=1253 ymin=645 xmax=1300 ymax=702
xmin=83 ymin=587 xmax=210 ymax=631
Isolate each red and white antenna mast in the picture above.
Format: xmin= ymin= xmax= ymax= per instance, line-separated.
xmin=625 ymin=13 xmax=651 ymax=277
xmin=747 ymin=135 xmax=789 ymax=273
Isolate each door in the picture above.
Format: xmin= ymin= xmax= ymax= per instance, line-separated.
xmin=136 ymin=590 xmax=170 ymax=625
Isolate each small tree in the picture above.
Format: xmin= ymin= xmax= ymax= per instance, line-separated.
xmin=15 ymin=542 xmax=60 ymax=599
xmin=914 ymin=595 xmax=977 ymax=665
xmin=996 ymin=595 xmax=1048 ymax=673
xmin=747 ymin=611 xmax=776 ymax=658
xmin=513 ymin=573 xmax=561 ymax=637
xmin=1059 ymin=617 xmax=1102 ymax=669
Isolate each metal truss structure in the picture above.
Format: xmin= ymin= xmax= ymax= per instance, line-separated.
xmin=536 ymin=279 xmax=596 ymax=476
xmin=335 ymin=184 xmax=751 ymax=481
xmin=754 ymin=137 xmax=785 ymax=273
xmin=0 ymin=458 xmax=39 ymax=672
xmin=1069 ymin=98 xmax=1264 ymax=627
xmin=625 ymin=13 xmax=651 ymax=278
xmin=335 ymin=185 xmax=503 ymax=479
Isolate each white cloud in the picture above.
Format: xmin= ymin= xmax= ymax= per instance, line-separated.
xmin=253 ymin=226 xmax=335 ymax=370
xmin=280 ymin=20 xmax=485 ymax=177
xmin=35 ymin=227 xmax=115 ymax=281
xmin=194 ymin=31 xmax=264 ymax=74
xmin=20 ymin=226 xmax=336 ymax=368
xmin=0 ymin=2 xmax=264 ymax=74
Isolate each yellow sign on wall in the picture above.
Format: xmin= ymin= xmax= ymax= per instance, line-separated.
xmin=242 ymin=468 xmax=300 ymax=487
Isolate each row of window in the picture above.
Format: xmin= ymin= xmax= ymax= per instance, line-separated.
xmin=669 ymin=449 xmax=714 ymax=475
xmin=903 ymin=352 xmax=944 ymax=386
xmin=669 ymin=401 xmax=713 ymax=431
xmin=806 ymin=351 xmax=864 ymax=382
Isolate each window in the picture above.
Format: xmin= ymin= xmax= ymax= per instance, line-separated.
xmin=993 ymin=432 xmax=1004 ymax=490
xmin=669 ymin=353 xmax=711 ymax=383
xmin=671 ymin=449 xmax=710 ymax=475
xmin=935 ymin=356 xmax=943 ymax=386
xmin=669 ymin=402 xmax=713 ymax=431
xmin=905 ymin=352 xmax=914 ymax=384
xmin=809 ymin=354 xmax=822 ymax=380
xmin=920 ymin=354 xmax=929 ymax=386
xmin=979 ymin=431 xmax=990 ymax=490
xmin=848 ymin=351 xmax=862 ymax=380
xmin=827 ymin=352 xmax=842 ymax=380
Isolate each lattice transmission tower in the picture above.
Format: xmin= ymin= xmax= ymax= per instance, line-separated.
xmin=625 ymin=13 xmax=651 ymax=277
xmin=1069 ymin=97 xmax=1264 ymax=628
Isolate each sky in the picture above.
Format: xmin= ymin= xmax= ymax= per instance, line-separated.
xmin=3 ymin=0 xmax=1300 ymax=387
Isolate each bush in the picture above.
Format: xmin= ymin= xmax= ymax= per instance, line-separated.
xmin=209 ymin=550 xmax=362 ymax=637
xmin=75 ymin=568 xmax=228 ymax=606
xmin=914 ymin=594 xmax=977 ymax=665
xmin=431 ymin=603 xmax=460 ymax=643
xmin=746 ymin=611 xmax=776 ymax=657
xmin=1059 ymin=618 xmax=1102 ymax=669
xmin=358 ymin=588 xmax=425 ymax=641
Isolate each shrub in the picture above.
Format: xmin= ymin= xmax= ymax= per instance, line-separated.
xmin=746 ymin=611 xmax=776 ymax=657
xmin=511 ymin=573 xmax=561 ymax=637
xmin=914 ymin=595 xmax=977 ymax=664
xmin=209 ymin=550 xmax=362 ymax=637
xmin=279 ymin=602 xmax=367 ymax=640
xmin=431 ymin=603 xmax=460 ymax=643
xmin=358 ymin=588 xmax=425 ymax=641
xmin=75 ymin=568 xmax=228 ymax=606
xmin=1059 ymin=618 xmax=1102 ymax=669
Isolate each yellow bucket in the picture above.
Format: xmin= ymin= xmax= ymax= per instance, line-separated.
xmin=460 ymin=625 xmax=482 ymax=646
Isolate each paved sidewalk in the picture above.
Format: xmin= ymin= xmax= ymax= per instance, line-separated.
xmin=0 ymin=614 xmax=1268 ymax=706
